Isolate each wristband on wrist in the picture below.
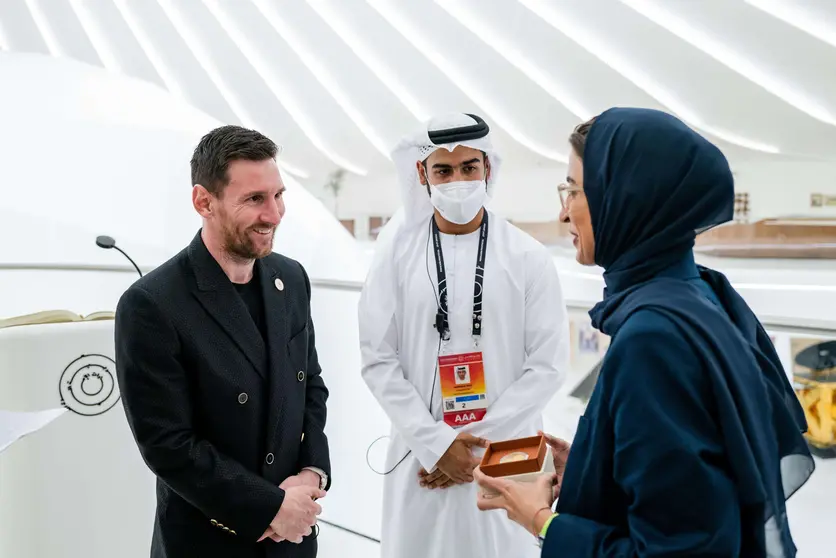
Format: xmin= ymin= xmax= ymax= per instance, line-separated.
xmin=536 ymin=511 xmax=558 ymax=548
xmin=531 ymin=507 xmax=553 ymax=536
xmin=540 ymin=512 xmax=557 ymax=536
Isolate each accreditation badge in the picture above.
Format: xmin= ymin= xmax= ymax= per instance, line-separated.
xmin=439 ymin=351 xmax=488 ymax=427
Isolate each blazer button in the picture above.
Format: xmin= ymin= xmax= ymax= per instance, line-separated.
xmin=265 ymin=452 xmax=274 ymax=465
xmin=237 ymin=393 xmax=248 ymax=404
xmin=297 ymin=370 xmax=305 ymax=382
xmin=210 ymin=519 xmax=218 ymax=526
xmin=301 ymin=432 xmax=305 ymax=442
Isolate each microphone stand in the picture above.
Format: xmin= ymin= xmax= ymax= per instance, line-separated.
xmin=95 ymin=235 xmax=143 ymax=277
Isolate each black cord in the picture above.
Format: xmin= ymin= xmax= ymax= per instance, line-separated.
xmin=113 ymin=245 xmax=143 ymax=277
xmin=424 ymin=216 xmax=441 ymax=420
xmin=365 ymin=218 xmax=442 ymax=476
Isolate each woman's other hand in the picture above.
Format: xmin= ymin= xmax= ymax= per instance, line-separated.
xmin=539 ymin=430 xmax=571 ymax=497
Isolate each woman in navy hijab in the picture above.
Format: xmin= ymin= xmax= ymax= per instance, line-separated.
xmin=473 ymin=108 xmax=815 ymax=557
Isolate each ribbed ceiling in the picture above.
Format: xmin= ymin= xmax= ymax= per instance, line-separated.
xmin=2 ymin=0 xmax=836 ymax=185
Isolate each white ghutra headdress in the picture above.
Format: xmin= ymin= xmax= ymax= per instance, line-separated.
xmin=384 ymin=112 xmax=503 ymax=236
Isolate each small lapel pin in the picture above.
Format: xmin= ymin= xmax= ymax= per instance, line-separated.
xmin=274 ymin=278 xmax=284 ymax=291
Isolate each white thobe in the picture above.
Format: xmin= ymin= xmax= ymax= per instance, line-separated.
xmin=359 ymin=212 xmax=570 ymax=558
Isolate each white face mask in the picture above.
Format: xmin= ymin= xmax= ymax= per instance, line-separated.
xmin=427 ymin=179 xmax=487 ymax=225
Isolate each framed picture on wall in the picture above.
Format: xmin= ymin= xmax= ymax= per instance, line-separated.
xmin=811 ymin=193 xmax=824 ymax=208
xmin=368 ymin=216 xmax=391 ymax=240
xmin=578 ymin=325 xmax=599 ymax=354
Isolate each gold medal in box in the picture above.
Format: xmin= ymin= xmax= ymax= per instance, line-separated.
xmin=477 ymin=435 xmax=556 ymax=496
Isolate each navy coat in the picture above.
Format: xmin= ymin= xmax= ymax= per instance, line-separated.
xmin=542 ymin=108 xmax=813 ymax=557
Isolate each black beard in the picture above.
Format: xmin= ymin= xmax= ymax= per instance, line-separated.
xmin=221 ymin=222 xmax=274 ymax=260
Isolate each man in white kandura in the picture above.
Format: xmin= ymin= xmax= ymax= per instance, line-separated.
xmin=358 ymin=113 xmax=570 ymax=558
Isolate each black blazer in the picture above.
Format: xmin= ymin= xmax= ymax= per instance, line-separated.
xmin=115 ymin=230 xmax=330 ymax=558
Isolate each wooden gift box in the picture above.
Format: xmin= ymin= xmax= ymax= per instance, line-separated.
xmin=478 ymin=435 xmax=555 ymax=496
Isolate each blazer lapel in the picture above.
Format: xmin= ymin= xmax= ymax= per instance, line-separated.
xmin=259 ymin=257 xmax=289 ymax=445
xmin=259 ymin=258 xmax=288 ymax=366
xmin=187 ymin=232 xmax=267 ymax=378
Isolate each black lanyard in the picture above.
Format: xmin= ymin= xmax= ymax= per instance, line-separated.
xmin=431 ymin=211 xmax=489 ymax=343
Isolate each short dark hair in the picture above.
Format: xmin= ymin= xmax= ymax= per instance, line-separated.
xmin=568 ymin=117 xmax=596 ymax=160
xmin=190 ymin=125 xmax=278 ymax=196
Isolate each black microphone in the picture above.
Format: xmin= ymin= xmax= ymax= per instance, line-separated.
xmin=96 ymin=235 xmax=143 ymax=277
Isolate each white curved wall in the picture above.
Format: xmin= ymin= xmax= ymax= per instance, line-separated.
xmin=0 ymin=52 xmax=366 ymax=293
xmin=0 ymin=321 xmax=156 ymax=558
xmin=0 ymin=51 xmax=209 ymax=268
xmin=547 ymin=249 xmax=836 ymax=326
xmin=0 ymin=49 xmax=372 ymax=557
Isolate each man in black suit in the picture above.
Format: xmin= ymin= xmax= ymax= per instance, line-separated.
xmin=115 ymin=125 xmax=330 ymax=557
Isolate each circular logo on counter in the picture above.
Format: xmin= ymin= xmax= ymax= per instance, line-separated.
xmin=59 ymin=354 xmax=120 ymax=416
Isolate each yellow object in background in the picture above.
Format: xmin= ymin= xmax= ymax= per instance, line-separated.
xmin=792 ymin=340 xmax=836 ymax=454
xmin=795 ymin=378 xmax=835 ymax=451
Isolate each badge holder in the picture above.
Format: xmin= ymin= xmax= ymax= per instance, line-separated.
xmin=438 ymin=332 xmax=488 ymax=428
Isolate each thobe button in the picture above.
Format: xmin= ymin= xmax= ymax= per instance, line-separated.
xmin=237 ymin=393 xmax=248 ymax=404
xmin=297 ymin=370 xmax=305 ymax=382
xmin=265 ymin=452 xmax=274 ymax=465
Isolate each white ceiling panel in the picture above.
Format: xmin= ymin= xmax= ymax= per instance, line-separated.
xmin=67 ymin=0 xmax=156 ymax=81
xmin=746 ymin=0 xmax=836 ymax=50
xmin=545 ymin=2 xmax=809 ymax=156
xmin=34 ymin=0 xmax=100 ymax=65
xmin=630 ymin=0 xmax=836 ymax=124
xmin=209 ymin=1 xmax=365 ymax=176
xmin=310 ymin=0 xmax=542 ymax=165
xmin=0 ymin=1 xmax=50 ymax=53
xmin=2 ymin=0 xmax=835 ymax=190
xmin=449 ymin=0 xmax=658 ymax=119
xmin=616 ymin=0 xmax=836 ymax=159
xmin=126 ymin=0 xmax=240 ymax=127
xmin=163 ymin=0 xmax=335 ymax=176
xmin=265 ymin=3 xmax=411 ymax=158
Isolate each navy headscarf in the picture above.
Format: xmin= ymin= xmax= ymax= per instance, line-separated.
xmin=585 ymin=108 xmax=814 ymax=556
